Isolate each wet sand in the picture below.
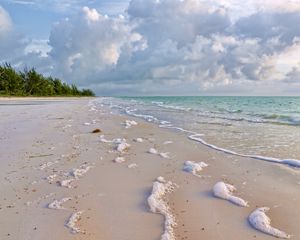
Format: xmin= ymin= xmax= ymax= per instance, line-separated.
xmin=0 ymin=98 xmax=299 ymax=240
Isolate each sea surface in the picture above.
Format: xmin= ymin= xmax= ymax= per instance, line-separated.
xmin=97 ymin=96 xmax=300 ymax=162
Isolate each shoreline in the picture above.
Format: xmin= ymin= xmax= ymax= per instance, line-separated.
xmin=0 ymin=96 xmax=95 ymax=100
xmin=0 ymin=98 xmax=299 ymax=240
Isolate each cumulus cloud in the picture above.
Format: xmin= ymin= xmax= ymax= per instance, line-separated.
xmin=2 ymin=0 xmax=300 ymax=95
xmin=48 ymin=6 xmax=146 ymax=85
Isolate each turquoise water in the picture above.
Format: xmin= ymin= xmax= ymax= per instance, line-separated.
xmin=99 ymin=96 xmax=300 ymax=160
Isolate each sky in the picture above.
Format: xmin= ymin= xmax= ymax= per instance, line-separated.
xmin=0 ymin=0 xmax=300 ymax=96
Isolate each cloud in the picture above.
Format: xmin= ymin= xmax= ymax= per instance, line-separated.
xmin=0 ymin=5 xmax=26 ymax=61
xmin=4 ymin=0 xmax=129 ymax=14
xmin=48 ymin=6 xmax=146 ymax=85
xmin=0 ymin=5 xmax=12 ymax=35
xmin=2 ymin=0 xmax=300 ymax=95
xmin=45 ymin=1 xmax=300 ymax=94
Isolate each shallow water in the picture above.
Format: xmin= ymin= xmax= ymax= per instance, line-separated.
xmin=97 ymin=96 xmax=300 ymax=161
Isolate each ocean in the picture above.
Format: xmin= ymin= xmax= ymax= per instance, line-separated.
xmin=97 ymin=96 xmax=300 ymax=164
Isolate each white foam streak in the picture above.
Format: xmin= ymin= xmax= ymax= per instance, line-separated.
xmin=124 ymin=120 xmax=138 ymax=128
xmin=249 ymin=207 xmax=291 ymax=239
xmin=39 ymin=161 xmax=58 ymax=170
xmin=160 ymin=152 xmax=170 ymax=159
xmin=60 ymin=179 xmax=74 ymax=188
xmin=213 ymin=181 xmax=248 ymax=207
xmin=189 ymin=134 xmax=300 ymax=168
xmin=48 ymin=197 xmax=72 ymax=210
xmin=148 ymin=177 xmax=176 ymax=240
xmin=65 ymin=211 xmax=84 ymax=234
xmin=71 ymin=164 xmax=92 ymax=179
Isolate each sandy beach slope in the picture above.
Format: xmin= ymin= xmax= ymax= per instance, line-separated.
xmin=0 ymin=98 xmax=299 ymax=240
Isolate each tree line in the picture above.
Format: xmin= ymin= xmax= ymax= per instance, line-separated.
xmin=0 ymin=63 xmax=95 ymax=97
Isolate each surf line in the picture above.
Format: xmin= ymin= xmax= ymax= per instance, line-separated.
xmin=103 ymin=99 xmax=300 ymax=169
xmin=160 ymin=124 xmax=300 ymax=168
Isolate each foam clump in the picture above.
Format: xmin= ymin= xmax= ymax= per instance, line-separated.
xmin=124 ymin=120 xmax=138 ymax=128
xmin=117 ymin=142 xmax=131 ymax=153
xmin=213 ymin=181 xmax=248 ymax=207
xmin=59 ymin=179 xmax=74 ymax=188
xmin=39 ymin=161 xmax=57 ymax=170
xmin=46 ymin=174 xmax=57 ymax=183
xmin=128 ymin=163 xmax=138 ymax=168
xmin=65 ymin=211 xmax=84 ymax=234
xmin=148 ymin=177 xmax=177 ymax=240
xmin=48 ymin=197 xmax=72 ymax=210
xmin=248 ymin=207 xmax=291 ymax=239
xmin=183 ymin=161 xmax=208 ymax=177
xmin=148 ymin=148 xmax=159 ymax=154
xmin=114 ymin=157 xmax=126 ymax=163
xmin=71 ymin=164 xmax=92 ymax=179
xmin=134 ymin=138 xmax=144 ymax=143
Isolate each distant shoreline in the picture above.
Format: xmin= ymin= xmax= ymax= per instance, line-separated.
xmin=0 ymin=96 xmax=96 ymax=101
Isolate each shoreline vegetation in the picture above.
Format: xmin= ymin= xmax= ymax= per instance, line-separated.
xmin=0 ymin=63 xmax=95 ymax=97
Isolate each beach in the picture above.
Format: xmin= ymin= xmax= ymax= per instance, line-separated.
xmin=0 ymin=97 xmax=299 ymax=240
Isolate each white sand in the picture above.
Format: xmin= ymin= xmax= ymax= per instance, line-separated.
xmin=1 ymin=98 xmax=299 ymax=240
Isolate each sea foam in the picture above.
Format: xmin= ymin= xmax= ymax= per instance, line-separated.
xmin=65 ymin=211 xmax=84 ymax=234
xmin=114 ymin=157 xmax=126 ymax=163
xmin=124 ymin=120 xmax=138 ymax=128
xmin=148 ymin=177 xmax=177 ymax=240
xmin=134 ymin=138 xmax=144 ymax=143
xmin=248 ymin=207 xmax=290 ymax=239
xmin=48 ymin=197 xmax=72 ymax=210
xmin=71 ymin=164 xmax=93 ymax=179
xmin=59 ymin=179 xmax=75 ymax=188
xmin=212 ymin=181 xmax=248 ymax=207
xmin=117 ymin=142 xmax=131 ymax=153
xmin=183 ymin=161 xmax=208 ymax=177
xmin=148 ymin=148 xmax=159 ymax=155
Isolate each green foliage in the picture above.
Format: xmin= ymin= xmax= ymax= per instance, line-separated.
xmin=0 ymin=63 xmax=95 ymax=97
